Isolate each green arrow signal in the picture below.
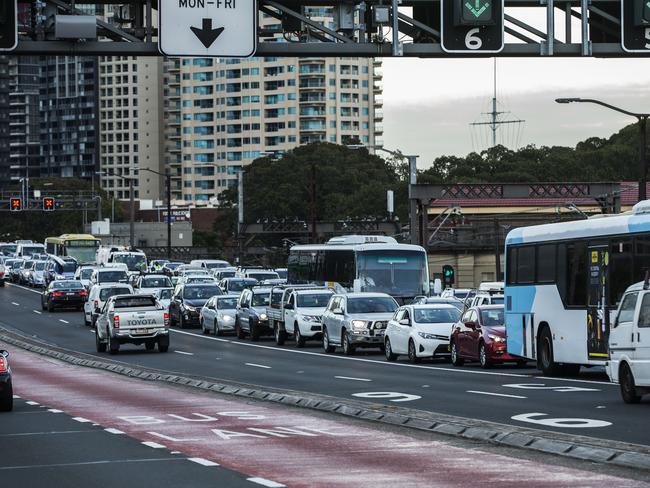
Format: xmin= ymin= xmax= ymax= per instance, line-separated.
xmin=464 ymin=0 xmax=490 ymax=18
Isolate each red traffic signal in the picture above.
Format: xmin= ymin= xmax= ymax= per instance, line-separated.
xmin=10 ymin=198 xmax=21 ymax=211
xmin=43 ymin=197 xmax=55 ymax=211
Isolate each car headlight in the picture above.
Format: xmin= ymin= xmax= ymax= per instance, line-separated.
xmin=222 ymin=314 xmax=234 ymax=322
xmin=351 ymin=320 xmax=367 ymax=331
xmin=488 ymin=334 xmax=505 ymax=343
xmin=418 ymin=332 xmax=448 ymax=340
xmin=184 ymin=304 xmax=196 ymax=312
xmin=301 ymin=315 xmax=320 ymax=323
xmin=56 ymin=274 xmax=66 ymax=280
xmin=259 ymin=313 xmax=268 ymax=321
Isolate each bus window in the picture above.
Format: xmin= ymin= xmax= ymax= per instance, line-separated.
xmin=517 ymin=246 xmax=535 ymax=283
xmin=536 ymin=244 xmax=556 ymax=283
xmin=506 ymin=247 xmax=517 ymax=285
xmin=566 ymin=242 xmax=587 ymax=307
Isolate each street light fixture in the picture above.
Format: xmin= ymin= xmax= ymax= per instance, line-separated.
xmin=555 ymin=97 xmax=649 ymax=201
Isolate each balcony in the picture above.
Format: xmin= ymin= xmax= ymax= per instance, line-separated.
xmin=300 ymin=108 xmax=325 ymax=117
xmin=299 ymin=94 xmax=326 ymax=104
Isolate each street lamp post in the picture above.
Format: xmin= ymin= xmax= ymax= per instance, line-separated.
xmin=556 ymin=98 xmax=649 ymax=202
xmin=140 ymin=167 xmax=172 ymax=261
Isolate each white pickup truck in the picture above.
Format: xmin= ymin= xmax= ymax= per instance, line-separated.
xmin=95 ymin=294 xmax=169 ymax=355
xmin=267 ymin=286 xmax=334 ymax=347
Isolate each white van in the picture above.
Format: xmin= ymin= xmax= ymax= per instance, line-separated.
xmin=607 ymin=281 xmax=650 ymax=403
xmin=16 ymin=243 xmax=46 ymax=258
xmin=190 ymin=259 xmax=231 ymax=271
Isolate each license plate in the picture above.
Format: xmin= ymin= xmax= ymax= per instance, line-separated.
xmin=66 ymin=292 xmax=76 ymax=296
xmin=135 ymin=329 xmax=151 ymax=335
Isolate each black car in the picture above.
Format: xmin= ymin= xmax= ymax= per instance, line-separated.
xmin=218 ymin=277 xmax=258 ymax=294
xmin=0 ymin=350 xmax=12 ymax=412
xmin=169 ymin=283 xmax=222 ymax=329
xmin=41 ymin=280 xmax=88 ymax=312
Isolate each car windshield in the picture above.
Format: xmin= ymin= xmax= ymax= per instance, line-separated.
xmin=187 ymin=277 xmax=214 ymax=284
xmin=356 ymin=250 xmax=428 ymax=296
xmin=275 ymin=270 xmax=287 ymax=279
xmin=297 ymin=293 xmax=332 ymax=307
xmin=413 ymin=308 xmax=461 ymax=324
xmin=248 ymin=272 xmax=279 ymax=281
xmin=347 ymin=296 xmax=398 ymax=314
xmin=158 ymin=289 xmax=173 ymax=300
xmin=80 ymin=268 xmax=94 ymax=279
xmin=62 ymin=262 xmax=77 ymax=273
xmin=98 ymin=271 xmax=128 ymax=283
xmin=252 ymin=292 xmax=270 ymax=307
xmin=113 ymin=254 xmax=147 ymax=272
xmin=490 ymin=297 xmax=505 ymax=305
xmin=23 ymin=261 xmax=34 ymax=269
xmin=480 ymin=309 xmax=505 ymax=327
xmin=12 ymin=261 xmax=23 ymax=269
xmin=205 ymin=262 xmax=228 ymax=269
xmin=183 ymin=286 xmax=221 ymax=299
xmin=22 ymin=246 xmax=44 ymax=256
xmin=52 ymin=281 xmax=84 ymax=290
xmin=227 ymin=280 xmax=256 ymax=291
xmin=114 ymin=296 xmax=156 ymax=308
xmin=142 ymin=277 xmax=171 ymax=288
xmin=99 ymin=287 xmax=132 ymax=300
xmin=453 ymin=291 xmax=469 ymax=299
xmin=166 ymin=263 xmax=181 ymax=270
xmin=34 ymin=262 xmax=46 ymax=271
xmin=218 ymin=271 xmax=236 ymax=278
xmin=217 ymin=297 xmax=238 ymax=309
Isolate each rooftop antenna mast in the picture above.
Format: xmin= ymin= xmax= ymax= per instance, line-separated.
xmin=470 ymin=59 xmax=525 ymax=149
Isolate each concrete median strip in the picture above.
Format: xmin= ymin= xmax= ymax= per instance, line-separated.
xmin=2 ymin=325 xmax=650 ymax=473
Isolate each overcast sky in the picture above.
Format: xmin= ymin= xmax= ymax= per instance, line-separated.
xmin=381 ymin=52 xmax=650 ymax=170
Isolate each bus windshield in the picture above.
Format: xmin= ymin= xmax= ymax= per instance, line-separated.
xmin=113 ymin=254 xmax=147 ymax=272
xmin=67 ymin=245 xmax=98 ymax=264
xmin=356 ymin=250 xmax=428 ymax=297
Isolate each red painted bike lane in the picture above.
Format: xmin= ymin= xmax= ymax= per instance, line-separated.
xmin=5 ymin=346 xmax=648 ymax=488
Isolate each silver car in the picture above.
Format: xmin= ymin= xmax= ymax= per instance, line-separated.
xmin=200 ymin=295 xmax=239 ymax=335
xmin=321 ymin=292 xmax=399 ymax=355
xmin=29 ymin=261 xmax=48 ymax=288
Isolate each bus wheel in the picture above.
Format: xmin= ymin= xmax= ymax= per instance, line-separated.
xmin=538 ymin=326 xmax=561 ymax=376
xmin=620 ymin=363 xmax=642 ymax=404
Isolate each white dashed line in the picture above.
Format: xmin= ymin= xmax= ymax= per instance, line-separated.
xmin=72 ymin=417 xmax=93 ymax=423
xmin=142 ymin=441 xmax=166 ymax=449
xmin=188 ymin=457 xmax=219 ymax=467
xmin=105 ymin=428 xmax=125 ymax=435
xmin=11 ymin=302 xmax=19 ymax=306
xmin=245 ymin=363 xmax=271 ymax=369
xmin=467 ymin=390 xmax=527 ymax=399
xmin=59 ymin=319 xmax=69 ymax=324
xmin=247 ymin=477 xmax=286 ymax=487
xmin=12 ymin=395 xmax=21 ymax=399
xmin=334 ymin=375 xmax=372 ymax=382
xmin=47 ymin=409 xmax=63 ymax=413
xmin=170 ymin=451 xmax=181 ymax=454
xmin=33 ymin=310 xmax=42 ymax=315
xmin=174 ymin=350 xmax=194 ymax=356
xmin=26 ymin=401 xmax=40 ymax=406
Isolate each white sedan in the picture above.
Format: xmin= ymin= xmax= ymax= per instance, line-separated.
xmin=200 ymin=295 xmax=239 ymax=335
xmin=384 ymin=304 xmax=461 ymax=363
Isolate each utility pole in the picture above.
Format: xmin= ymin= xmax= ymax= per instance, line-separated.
xmin=310 ymin=162 xmax=317 ymax=244
xmin=166 ymin=169 xmax=172 ymax=260
xmin=129 ymin=177 xmax=135 ymax=250
xmin=237 ymin=170 xmax=244 ymax=265
xmin=494 ymin=219 xmax=502 ymax=281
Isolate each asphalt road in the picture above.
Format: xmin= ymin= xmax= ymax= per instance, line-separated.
xmin=2 ymin=283 xmax=648 ymax=448
xmin=0 ymin=396 xmax=259 ymax=487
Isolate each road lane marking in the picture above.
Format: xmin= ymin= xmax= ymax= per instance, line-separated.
xmin=174 ymin=350 xmax=194 ymax=356
xmin=142 ymin=441 xmax=166 ymax=449
xmin=11 ymin=302 xmax=19 ymax=306
xmin=467 ymin=390 xmax=527 ymax=399
xmin=12 ymin=395 xmax=20 ymax=399
xmin=105 ymin=428 xmax=125 ymax=434
xmin=47 ymin=409 xmax=63 ymax=413
xmin=72 ymin=417 xmax=92 ymax=423
xmin=245 ymin=363 xmax=271 ymax=369
xmin=188 ymin=457 xmax=219 ymax=467
xmin=59 ymin=319 xmax=69 ymax=324
xmin=0 ymin=458 xmax=179 ymax=470
xmin=168 ymin=328 xmax=614 ymax=386
xmin=7 ymin=283 xmax=41 ymax=294
xmin=247 ymin=477 xmax=286 ymax=487
xmin=335 ymin=375 xmax=371 ymax=382
xmin=33 ymin=310 xmax=42 ymax=314
xmin=26 ymin=401 xmax=40 ymax=406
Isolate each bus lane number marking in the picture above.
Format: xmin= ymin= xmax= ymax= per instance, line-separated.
xmin=511 ymin=412 xmax=612 ymax=428
xmin=503 ymin=383 xmax=600 ymax=393
xmin=352 ymin=392 xmax=422 ymax=402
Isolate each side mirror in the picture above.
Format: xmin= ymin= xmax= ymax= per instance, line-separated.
xmin=285 ymin=303 xmax=293 ymax=309
xmin=399 ymin=318 xmax=411 ymax=326
xmin=0 ymin=350 xmax=8 ymax=358
xmin=464 ymin=321 xmax=479 ymax=330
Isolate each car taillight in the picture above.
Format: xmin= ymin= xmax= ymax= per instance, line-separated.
xmin=114 ymin=314 xmax=120 ymax=328
xmin=0 ymin=357 xmax=6 ymax=373
xmin=52 ymin=291 xmax=64 ymax=297
xmin=164 ymin=312 xmax=169 ymax=327
xmin=79 ymin=290 xmax=88 ymax=296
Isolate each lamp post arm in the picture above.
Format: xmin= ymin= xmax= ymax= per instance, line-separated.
xmin=576 ymin=99 xmax=648 ymax=119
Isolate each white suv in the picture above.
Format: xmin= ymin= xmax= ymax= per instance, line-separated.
xmin=321 ymin=293 xmax=398 ymax=355
xmin=85 ymin=283 xmax=134 ymax=327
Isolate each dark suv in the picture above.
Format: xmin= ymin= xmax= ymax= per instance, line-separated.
xmin=169 ymin=283 xmax=222 ymax=328
xmin=0 ymin=350 xmax=12 ymax=412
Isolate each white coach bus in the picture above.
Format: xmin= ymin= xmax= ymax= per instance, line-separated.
xmin=505 ymin=201 xmax=650 ymax=376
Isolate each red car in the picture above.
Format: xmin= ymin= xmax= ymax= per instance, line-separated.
xmin=450 ymin=305 xmax=526 ymax=368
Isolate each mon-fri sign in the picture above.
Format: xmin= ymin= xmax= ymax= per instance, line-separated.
xmin=159 ymin=0 xmax=257 ymax=57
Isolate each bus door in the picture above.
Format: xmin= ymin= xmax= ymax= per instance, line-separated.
xmin=587 ymin=245 xmax=610 ymax=360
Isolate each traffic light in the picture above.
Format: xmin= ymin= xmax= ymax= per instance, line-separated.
xmin=10 ymin=198 xmax=22 ymax=212
xmin=0 ymin=1 xmax=17 ymax=51
xmin=622 ymin=0 xmax=650 ymax=52
xmin=43 ymin=197 xmax=55 ymax=212
xmin=442 ymin=265 xmax=455 ymax=287
xmin=441 ymin=0 xmax=504 ymax=53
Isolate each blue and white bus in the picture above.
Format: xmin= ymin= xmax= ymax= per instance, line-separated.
xmin=505 ymin=201 xmax=650 ymax=375
xmin=288 ymin=235 xmax=429 ymax=304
